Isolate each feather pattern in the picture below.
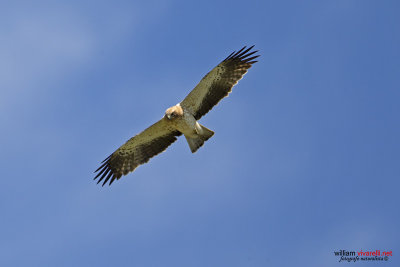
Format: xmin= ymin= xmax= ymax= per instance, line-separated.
xmin=94 ymin=118 xmax=181 ymax=186
xmin=180 ymin=45 xmax=259 ymax=120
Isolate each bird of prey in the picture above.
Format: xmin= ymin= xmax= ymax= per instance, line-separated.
xmin=94 ymin=46 xmax=259 ymax=186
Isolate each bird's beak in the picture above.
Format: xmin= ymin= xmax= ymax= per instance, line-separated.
xmin=166 ymin=114 xmax=171 ymax=120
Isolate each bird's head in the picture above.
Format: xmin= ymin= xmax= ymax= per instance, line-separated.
xmin=165 ymin=105 xmax=183 ymax=120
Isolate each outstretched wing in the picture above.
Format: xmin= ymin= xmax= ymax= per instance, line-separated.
xmin=180 ymin=46 xmax=259 ymax=120
xmin=94 ymin=118 xmax=181 ymax=186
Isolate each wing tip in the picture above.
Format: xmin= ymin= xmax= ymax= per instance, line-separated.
xmin=94 ymin=155 xmax=116 ymax=186
xmin=224 ymin=45 xmax=260 ymax=64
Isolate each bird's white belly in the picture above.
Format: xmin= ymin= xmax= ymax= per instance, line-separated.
xmin=173 ymin=112 xmax=198 ymax=137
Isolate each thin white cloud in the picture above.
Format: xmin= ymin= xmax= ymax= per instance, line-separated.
xmin=1 ymin=11 xmax=89 ymax=93
xmin=0 ymin=2 xmax=152 ymax=114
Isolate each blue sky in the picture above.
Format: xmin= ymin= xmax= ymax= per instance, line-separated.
xmin=1 ymin=0 xmax=399 ymax=266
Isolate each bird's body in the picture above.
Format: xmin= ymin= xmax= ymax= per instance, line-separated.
xmin=94 ymin=46 xmax=259 ymax=185
xmin=165 ymin=104 xmax=213 ymax=149
xmin=165 ymin=104 xmax=194 ymax=136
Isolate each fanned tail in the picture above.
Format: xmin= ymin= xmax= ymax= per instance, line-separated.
xmin=185 ymin=124 xmax=214 ymax=153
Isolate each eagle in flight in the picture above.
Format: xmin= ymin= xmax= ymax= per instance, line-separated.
xmin=94 ymin=46 xmax=259 ymax=186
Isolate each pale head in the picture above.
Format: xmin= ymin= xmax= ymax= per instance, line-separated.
xmin=165 ymin=104 xmax=183 ymax=120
